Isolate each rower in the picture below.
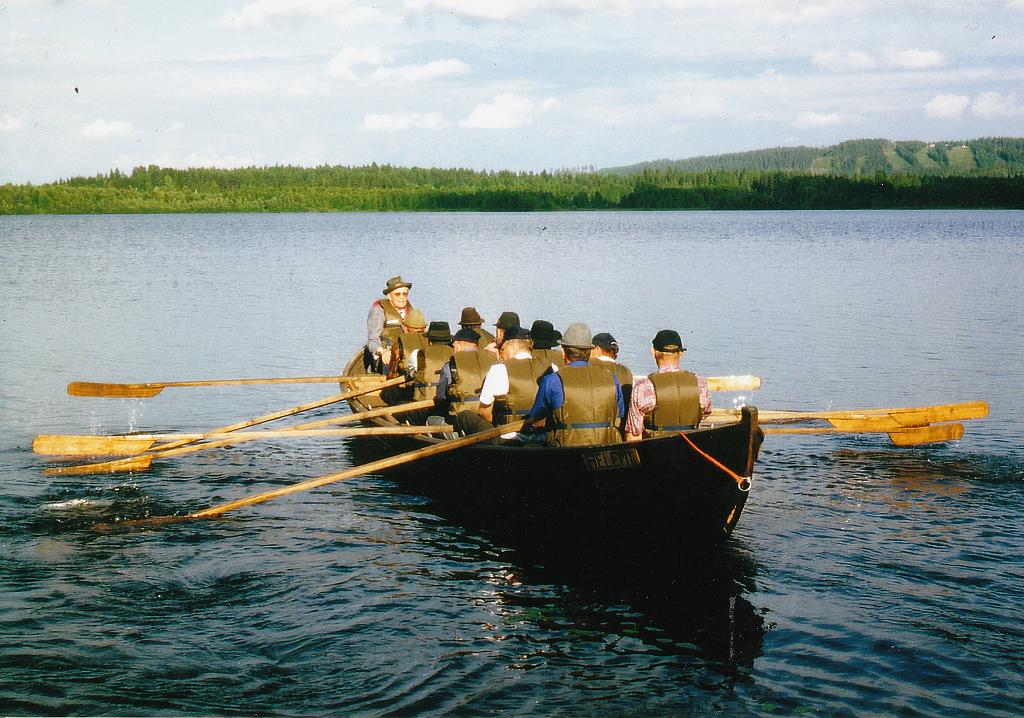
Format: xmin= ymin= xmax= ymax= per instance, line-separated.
xmin=457 ymin=326 xmax=550 ymax=439
xmin=458 ymin=306 xmax=495 ymax=350
xmin=624 ymin=329 xmax=711 ymax=442
xmin=393 ymin=308 xmax=427 ymax=375
xmin=529 ymin=320 xmax=564 ymax=366
xmin=365 ymin=275 xmax=414 ymax=373
xmin=525 ymin=322 xmax=623 ymax=447
xmin=590 ymin=331 xmax=634 ymax=428
xmin=412 ymin=321 xmax=455 ymax=402
xmin=437 ymin=327 xmax=494 ymax=416
xmin=483 ymin=310 xmax=520 ymax=355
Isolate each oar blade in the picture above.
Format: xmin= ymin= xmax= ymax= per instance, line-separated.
xmin=889 ymin=401 xmax=989 ymax=427
xmin=67 ymin=382 xmax=163 ymax=398
xmin=706 ymin=375 xmax=761 ymax=392
xmin=32 ymin=435 xmax=157 ymax=457
xmin=888 ymin=423 xmax=964 ymax=446
xmin=43 ymin=455 xmax=153 ymax=476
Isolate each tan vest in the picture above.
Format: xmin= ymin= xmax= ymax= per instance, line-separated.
xmin=494 ymin=356 xmax=553 ymax=424
xmin=533 ymin=348 xmax=564 ymax=366
xmin=645 ymin=371 xmax=702 ymax=436
xmin=550 ymin=365 xmax=621 ymax=447
xmin=448 ymin=350 xmax=498 ymax=414
xmin=378 ymin=299 xmax=412 ymax=345
xmin=413 ymin=342 xmax=454 ymax=401
xmin=397 ymin=333 xmax=428 ymax=374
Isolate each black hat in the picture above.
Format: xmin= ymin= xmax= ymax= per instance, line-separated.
xmin=425 ymin=321 xmax=453 ymax=343
xmin=453 ymin=327 xmax=480 ymax=344
xmin=502 ymin=326 xmax=532 ymax=342
xmin=592 ymin=332 xmax=619 ymax=352
xmin=382 ymin=275 xmax=412 ymax=295
xmin=529 ymin=320 xmax=559 ymax=350
xmin=495 ymin=311 xmax=520 ymax=329
xmin=652 ymin=329 xmax=685 ymax=352
xmin=459 ymin=307 xmax=484 ymax=326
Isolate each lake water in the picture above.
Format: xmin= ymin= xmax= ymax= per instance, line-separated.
xmin=1 ymin=211 xmax=1022 ymax=716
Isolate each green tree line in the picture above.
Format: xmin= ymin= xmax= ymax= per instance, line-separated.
xmin=1 ymin=164 xmax=1021 ymax=214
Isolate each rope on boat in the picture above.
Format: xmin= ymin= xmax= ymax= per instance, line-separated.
xmin=678 ymin=432 xmax=752 ymax=492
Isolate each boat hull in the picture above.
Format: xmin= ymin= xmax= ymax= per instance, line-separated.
xmin=342 ymin=351 xmax=761 ymax=555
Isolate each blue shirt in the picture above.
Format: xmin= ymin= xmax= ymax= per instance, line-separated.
xmin=527 ymin=360 xmax=624 ymax=422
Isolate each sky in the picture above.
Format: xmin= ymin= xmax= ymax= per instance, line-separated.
xmin=1 ymin=0 xmax=1023 ymax=184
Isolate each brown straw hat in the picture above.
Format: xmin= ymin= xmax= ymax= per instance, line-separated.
xmin=459 ymin=307 xmax=485 ymax=326
xmin=382 ymin=275 xmax=412 ymax=295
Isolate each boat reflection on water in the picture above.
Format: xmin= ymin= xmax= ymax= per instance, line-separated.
xmin=342 ymin=439 xmax=768 ymax=675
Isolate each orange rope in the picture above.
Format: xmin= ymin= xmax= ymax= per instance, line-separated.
xmin=678 ymin=431 xmax=751 ymax=490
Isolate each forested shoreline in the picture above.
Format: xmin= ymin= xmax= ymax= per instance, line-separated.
xmin=2 ymin=164 xmax=1022 ymax=214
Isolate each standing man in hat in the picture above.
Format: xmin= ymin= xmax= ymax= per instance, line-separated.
xmin=365 ymin=275 xmax=414 ymax=372
xmin=525 ymin=322 xmax=623 ymax=447
xmin=458 ymin=307 xmax=495 ymax=350
xmin=624 ymin=329 xmax=711 ymax=442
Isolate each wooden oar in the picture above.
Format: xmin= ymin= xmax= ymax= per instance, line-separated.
xmin=67 ymin=374 xmax=386 ymax=398
xmin=708 ymin=400 xmax=988 ymax=428
xmin=33 ymin=398 xmax=436 ymax=457
xmin=764 ymin=422 xmax=965 ymax=446
xmin=43 ymin=377 xmax=409 ymax=475
xmin=42 ymin=425 xmax=452 ymax=450
xmin=705 ymin=375 xmax=761 ymax=392
xmin=98 ymin=421 xmax=522 ymax=530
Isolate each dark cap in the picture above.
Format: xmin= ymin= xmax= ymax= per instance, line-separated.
xmin=502 ymin=326 xmax=532 ymax=342
xmin=652 ymin=329 xmax=685 ymax=352
xmin=529 ymin=320 xmax=559 ymax=350
xmin=382 ymin=275 xmax=412 ymax=295
xmin=453 ymin=327 xmax=481 ymax=344
xmin=425 ymin=321 xmax=453 ymax=343
xmin=459 ymin=307 xmax=484 ymax=326
xmin=495 ymin=311 xmax=520 ymax=329
xmin=592 ymin=332 xmax=618 ymax=352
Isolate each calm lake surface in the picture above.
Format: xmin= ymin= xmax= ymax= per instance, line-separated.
xmin=1 ymin=211 xmax=1022 ymax=716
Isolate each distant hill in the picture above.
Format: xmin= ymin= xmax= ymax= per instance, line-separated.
xmin=602 ymin=137 xmax=1024 ymax=176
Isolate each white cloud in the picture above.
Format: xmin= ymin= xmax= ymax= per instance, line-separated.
xmin=224 ymin=0 xmax=392 ymax=28
xmin=887 ymin=48 xmax=945 ymax=70
xmin=971 ymin=91 xmax=1018 ymax=118
xmin=794 ymin=110 xmax=843 ymax=127
xmin=925 ymin=94 xmax=970 ymax=119
xmin=371 ymin=59 xmax=471 ymax=83
xmin=327 ymin=47 xmax=387 ymax=80
xmin=460 ymin=93 xmax=558 ymax=129
xmin=114 ymin=150 xmax=264 ymax=172
xmin=811 ymin=49 xmax=877 ymax=72
xmin=362 ymin=112 xmax=448 ymax=131
xmin=0 ymin=115 xmax=25 ymax=132
xmin=80 ymin=119 xmax=136 ymax=140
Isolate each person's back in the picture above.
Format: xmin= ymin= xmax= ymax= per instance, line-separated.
xmin=447 ymin=347 xmax=499 ymax=415
xmin=494 ymin=355 xmax=553 ymax=425
xmin=413 ymin=322 xmax=454 ymax=402
xmin=549 ymin=363 xmax=621 ymax=447
xmin=526 ymin=322 xmax=623 ymax=447
xmin=644 ymin=370 xmax=702 ymax=436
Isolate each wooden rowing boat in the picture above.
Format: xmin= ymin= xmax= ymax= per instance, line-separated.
xmin=341 ymin=351 xmax=762 ymax=554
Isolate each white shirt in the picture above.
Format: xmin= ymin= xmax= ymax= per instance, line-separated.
xmin=479 ymin=351 xmax=534 ymax=406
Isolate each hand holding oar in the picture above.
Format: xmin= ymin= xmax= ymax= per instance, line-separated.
xmin=67 ymin=374 xmax=386 ymax=398
xmin=99 ymin=421 xmax=522 ymax=530
xmin=44 ymin=377 xmax=409 ymax=475
xmin=34 ymin=398 xmax=437 ymax=457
